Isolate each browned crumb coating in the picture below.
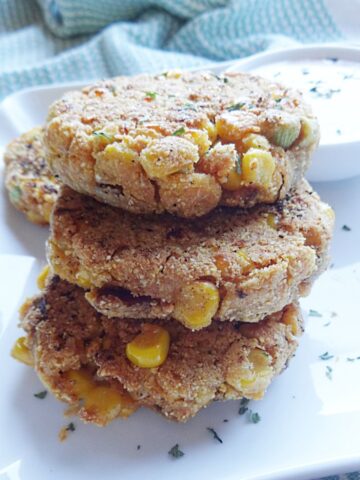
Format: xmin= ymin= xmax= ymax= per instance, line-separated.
xmin=21 ymin=276 xmax=302 ymax=423
xmin=45 ymin=71 xmax=319 ymax=218
xmin=48 ymin=179 xmax=334 ymax=328
xmin=4 ymin=127 xmax=60 ymax=225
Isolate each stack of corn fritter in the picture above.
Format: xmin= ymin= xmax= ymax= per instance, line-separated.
xmin=7 ymin=71 xmax=334 ymax=425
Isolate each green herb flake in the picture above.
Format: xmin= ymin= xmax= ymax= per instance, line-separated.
xmin=172 ymin=127 xmax=186 ymax=136
xmin=336 ymin=129 xmax=342 ymax=135
xmin=347 ymin=356 xmax=360 ymax=362
xmin=168 ymin=444 xmax=184 ymax=458
xmin=309 ymin=309 xmax=322 ymax=318
xmin=9 ymin=186 xmax=22 ymax=203
xmin=342 ymin=224 xmax=351 ymax=232
xmin=183 ymin=102 xmax=197 ymax=111
xmin=223 ymin=77 xmax=229 ymax=84
xmin=66 ymin=422 xmax=76 ymax=432
xmin=235 ymin=153 xmax=242 ymax=175
xmin=137 ymin=445 xmax=141 ymax=450
xmin=144 ymin=91 xmax=157 ymax=100
xmin=319 ymin=352 xmax=334 ymax=361
xmin=93 ymin=131 xmax=113 ymax=141
xmin=326 ymin=366 xmax=333 ymax=380
xmin=249 ymin=411 xmax=261 ymax=424
xmin=223 ymin=419 xmax=229 ymax=423
xmin=323 ymin=321 xmax=331 ymax=327
xmin=239 ymin=398 xmax=250 ymax=415
xmin=207 ymin=427 xmax=223 ymax=444
xmin=227 ymin=102 xmax=246 ymax=112
xmin=326 ymin=57 xmax=339 ymax=63
xmin=34 ymin=390 xmax=47 ymax=399
xmin=331 ymin=311 xmax=338 ymax=318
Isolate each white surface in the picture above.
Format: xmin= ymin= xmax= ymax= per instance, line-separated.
xmin=1 ymin=77 xmax=360 ymax=480
xmin=226 ymin=45 xmax=360 ymax=182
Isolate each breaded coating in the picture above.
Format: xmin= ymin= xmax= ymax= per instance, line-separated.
xmin=21 ymin=276 xmax=302 ymax=423
xmin=45 ymin=71 xmax=319 ymax=218
xmin=48 ymin=180 xmax=334 ymax=330
xmin=4 ymin=127 xmax=60 ymax=225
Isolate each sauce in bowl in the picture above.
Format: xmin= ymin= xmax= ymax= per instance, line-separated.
xmin=250 ymin=58 xmax=360 ymax=145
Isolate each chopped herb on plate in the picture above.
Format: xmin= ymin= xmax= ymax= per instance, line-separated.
xmin=319 ymin=352 xmax=334 ymax=361
xmin=207 ymin=427 xmax=223 ymax=444
xmin=34 ymin=390 xmax=47 ymax=399
xmin=168 ymin=444 xmax=184 ymax=458
xmin=309 ymin=309 xmax=322 ymax=317
xmin=172 ymin=127 xmax=185 ymax=136
xmin=326 ymin=366 xmax=333 ymax=380
xmin=342 ymin=225 xmax=351 ymax=231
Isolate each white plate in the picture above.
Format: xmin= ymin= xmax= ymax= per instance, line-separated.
xmin=1 ymin=81 xmax=360 ymax=480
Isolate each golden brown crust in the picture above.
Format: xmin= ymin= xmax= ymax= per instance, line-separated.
xmin=4 ymin=127 xmax=60 ymax=225
xmin=45 ymin=71 xmax=319 ymax=217
xmin=21 ymin=276 xmax=302 ymax=423
xmin=48 ymin=180 xmax=334 ymax=328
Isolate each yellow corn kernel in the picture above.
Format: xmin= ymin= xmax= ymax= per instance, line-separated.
xmin=239 ymin=349 xmax=272 ymax=388
xmin=37 ymin=265 xmax=50 ymax=290
xmin=26 ymin=211 xmax=45 ymax=224
xmin=75 ymin=272 xmax=92 ymax=289
xmin=282 ymin=304 xmax=301 ymax=336
xmin=184 ymin=129 xmax=211 ymax=156
xmin=126 ymin=324 xmax=170 ymax=368
xmin=223 ymin=169 xmax=242 ymax=191
xmin=67 ymin=369 xmax=95 ymax=397
xmin=266 ymin=213 xmax=278 ymax=229
xmin=215 ymin=254 xmax=230 ymax=275
xmin=173 ymin=281 xmax=220 ymax=330
xmin=102 ymin=142 xmax=138 ymax=164
xmin=242 ymin=133 xmax=270 ymax=151
xmin=200 ymin=118 xmax=218 ymax=144
xmin=139 ymin=136 xmax=198 ymax=179
xmin=241 ymin=148 xmax=275 ymax=187
xmin=67 ymin=369 xmax=137 ymax=419
xmin=83 ymin=385 xmax=136 ymax=419
xmin=11 ymin=337 xmax=33 ymax=366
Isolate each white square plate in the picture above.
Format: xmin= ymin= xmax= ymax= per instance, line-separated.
xmin=1 ymin=78 xmax=360 ymax=480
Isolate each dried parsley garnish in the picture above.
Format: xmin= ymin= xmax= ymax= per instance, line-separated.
xmin=168 ymin=444 xmax=184 ymax=458
xmin=326 ymin=366 xmax=333 ymax=380
xmin=93 ymin=131 xmax=113 ymax=140
xmin=144 ymin=91 xmax=157 ymax=100
xmin=227 ymin=102 xmax=245 ymax=112
xmin=34 ymin=390 xmax=47 ymax=399
xmin=66 ymin=422 xmax=76 ymax=432
xmin=239 ymin=398 xmax=250 ymax=415
xmin=342 ymin=225 xmax=351 ymax=231
xmin=319 ymin=352 xmax=334 ymax=361
xmin=172 ymin=127 xmax=185 ymax=136
xmin=235 ymin=153 xmax=242 ymax=174
xmin=249 ymin=411 xmax=261 ymax=424
xmin=207 ymin=427 xmax=223 ymax=443
xmin=309 ymin=309 xmax=322 ymax=317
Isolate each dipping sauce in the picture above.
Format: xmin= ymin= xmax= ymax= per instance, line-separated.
xmin=251 ymin=58 xmax=360 ymax=145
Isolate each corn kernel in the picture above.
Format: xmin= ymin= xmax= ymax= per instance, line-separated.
xmin=37 ymin=265 xmax=50 ymax=290
xmin=241 ymin=148 xmax=275 ymax=187
xmin=67 ymin=369 xmax=137 ymax=419
xmin=126 ymin=324 xmax=170 ymax=368
xmin=223 ymin=170 xmax=242 ymax=191
xmin=216 ymin=111 xmax=260 ymax=142
xmin=139 ymin=137 xmax=198 ymax=179
xmin=282 ymin=304 xmax=301 ymax=336
xmin=27 ymin=211 xmax=45 ymax=224
xmin=173 ymin=281 xmax=220 ymax=330
xmin=226 ymin=348 xmax=273 ymax=397
xmin=75 ymin=272 xmax=92 ymax=289
xmin=266 ymin=213 xmax=278 ymax=229
xmin=83 ymin=385 xmax=136 ymax=419
xmin=184 ymin=129 xmax=211 ymax=156
xmin=11 ymin=337 xmax=33 ymax=366
xmin=19 ymin=298 xmax=33 ymax=318
xmin=201 ymin=118 xmax=218 ymax=144
xmin=242 ymin=133 xmax=270 ymax=151
xmin=67 ymin=369 xmax=95 ymax=397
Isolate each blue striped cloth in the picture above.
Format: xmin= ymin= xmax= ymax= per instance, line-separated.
xmin=0 ymin=2 xmax=359 ymax=478
xmin=0 ymin=0 xmax=351 ymax=100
